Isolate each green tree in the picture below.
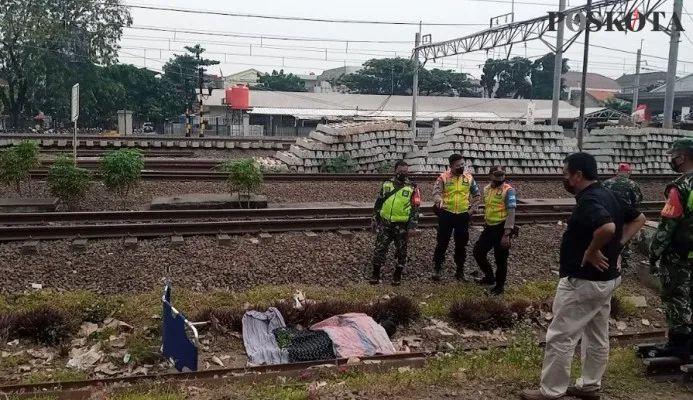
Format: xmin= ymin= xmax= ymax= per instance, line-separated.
xmin=602 ymin=98 xmax=632 ymax=114
xmin=480 ymin=53 xmax=569 ymax=99
xmin=0 ymin=0 xmax=132 ymax=127
xmin=253 ymin=69 xmax=307 ymax=92
xmin=0 ymin=141 xmax=40 ymax=195
xmin=100 ymin=149 xmax=144 ymax=208
xmin=47 ymin=154 xmax=90 ymax=210
xmin=419 ymin=68 xmax=480 ymax=97
xmin=337 ymin=58 xmax=413 ymax=95
xmin=162 ymin=45 xmax=220 ymax=114
xmin=220 ymin=158 xmax=263 ymax=208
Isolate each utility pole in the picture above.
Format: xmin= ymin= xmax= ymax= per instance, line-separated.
xmin=576 ymin=0 xmax=593 ymax=151
xmin=550 ymin=0 xmax=567 ymax=126
xmin=411 ymin=30 xmax=421 ymax=138
xmin=632 ymin=43 xmax=642 ymax=117
xmin=198 ymin=66 xmax=205 ymax=138
xmin=663 ymin=0 xmax=683 ymax=129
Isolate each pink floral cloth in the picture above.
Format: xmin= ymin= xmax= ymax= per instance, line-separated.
xmin=310 ymin=313 xmax=395 ymax=358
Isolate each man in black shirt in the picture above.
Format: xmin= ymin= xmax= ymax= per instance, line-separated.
xmin=521 ymin=153 xmax=646 ymax=400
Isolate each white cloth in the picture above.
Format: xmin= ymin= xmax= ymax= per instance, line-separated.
xmin=540 ymin=276 xmax=621 ymax=399
xmin=242 ymin=307 xmax=289 ymax=365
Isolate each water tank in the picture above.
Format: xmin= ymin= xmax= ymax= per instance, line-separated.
xmin=224 ymin=88 xmax=233 ymax=106
xmin=229 ymin=85 xmax=250 ymax=110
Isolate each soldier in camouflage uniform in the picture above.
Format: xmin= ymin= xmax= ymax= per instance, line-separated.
xmin=649 ymin=138 xmax=693 ymax=360
xmin=603 ymin=163 xmax=643 ymax=268
xmin=370 ymin=160 xmax=421 ymax=286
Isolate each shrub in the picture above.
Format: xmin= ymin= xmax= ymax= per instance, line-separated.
xmin=5 ymin=307 xmax=77 ymax=345
xmin=47 ymin=154 xmax=90 ymax=210
xmin=100 ymin=149 xmax=144 ymax=208
xmin=0 ymin=141 xmax=40 ymax=195
xmin=449 ymin=298 xmax=518 ymax=330
xmin=193 ymin=307 xmax=244 ymax=333
xmin=509 ymin=299 xmax=533 ymax=320
xmin=371 ymin=296 xmax=421 ymax=326
xmin=320 ymin=154 xmax=357 ymax=173
xmin=220 ymin=158 xmax=263 ymax=207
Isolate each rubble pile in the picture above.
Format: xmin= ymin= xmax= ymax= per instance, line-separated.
xmin=274 ymin=122 xmax=416 ymax=173
xmin=405 ymin=121 xmax=576 ymax=174
xmin=583 ymin=127 xmax=693 ymax=174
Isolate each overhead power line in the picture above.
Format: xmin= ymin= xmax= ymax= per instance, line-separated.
xmin=120 ymin=2 xmax=486 ymax=26
xmin=127 ymin=26 xmax=412 ymax=44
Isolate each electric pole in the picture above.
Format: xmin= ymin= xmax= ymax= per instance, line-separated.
xmin=198 ymin=66 xmax=205 ymax=138
xmin=411 ymin=31 xmax=421 ymax=138
xmin=663 ymin=0 xmax=683 ymax=129
xmin=632 ymin=44 xmax=642 ymax=117
xmin=550 ymin=0 xmax=567 ymax=126
xmin=576 ymin=0 xmax=593 ymax=151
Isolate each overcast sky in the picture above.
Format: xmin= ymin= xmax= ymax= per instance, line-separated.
xmin=117 ymin=0 xmax=693 ymax=81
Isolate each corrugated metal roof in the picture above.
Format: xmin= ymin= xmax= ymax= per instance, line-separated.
xmin=563 ymin=72 xmax=622 ymax=91
xmin=651 ymin=73 xmax=693 ymax=93
xmin=249 ymin=107 xmax=508 ymax=122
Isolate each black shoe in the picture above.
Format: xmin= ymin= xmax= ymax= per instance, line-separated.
xmin=649 ymin=334 xmax=691 ymax=361
xmin=431 ymin=266 xmax=442 ymax=282
xmin=469 ymin=270 xmax=482 ymax=278
xmin=392 ymin=267 xmax=403 ymax=286
xmin=566 ymin=386 xmax=601 ymax=400
xmin=369 ymin=267 xmax=381 ymax=285
xmin=454 ymin=271 xmax=468 ymax=282
xmin=474 ymin=276 xmax=495 ymax=285
xmin=488 ymin=285 xmax=504 ymax=296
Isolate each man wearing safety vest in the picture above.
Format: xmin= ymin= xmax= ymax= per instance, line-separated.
xmin=472 ymin=165 xmax=517 ymax=296
xmin=370 ymin=160 xmax=421 ymax=286
xmin=649 ymin=138 xmax=693 ymax=361
xmin=432 ymin=154 xmax=481 ymax=282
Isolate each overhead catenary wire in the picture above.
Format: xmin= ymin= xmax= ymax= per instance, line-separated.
xmin=118 ymin=2 xmax=487 ymax=26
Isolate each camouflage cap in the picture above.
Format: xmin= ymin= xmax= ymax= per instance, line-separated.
xmin=668 ymin=138 xmax=693 ymax=153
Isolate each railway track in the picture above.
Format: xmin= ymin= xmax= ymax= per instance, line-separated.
xmin=27 ymin=168 xmax=680 ymax=182
xmin=0 ymin=207 xmax=664 ymax=242
xmin=0 ymin=330 xmax=670 ymax=399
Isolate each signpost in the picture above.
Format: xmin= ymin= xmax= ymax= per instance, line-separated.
xmin=71 ymin=83 xmax=79 ymax=162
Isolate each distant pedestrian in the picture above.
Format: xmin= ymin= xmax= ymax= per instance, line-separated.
xmin=370 ymin=160 xmax=420 ymax=286
xmin=649 ymin=138 xmax=693 ymax=361
xmin=521 ymin=152 xmax=645 ymax=400
xmin=603 ymin=163 xmax=643 ymax=269
xmin=472 ymin=166 xmax=517 ymax=296
xmin=432 ymin=154 xmax=481 ymax=282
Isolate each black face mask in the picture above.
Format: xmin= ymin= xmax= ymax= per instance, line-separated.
xmin=563 ymin=178 xmax=575 ymax=194
xmin=491 ymin=179 xmax=505 ymax=187
xmin=395 ymin=173 xmax=407 ymax=182
xmin=454 ymin=167 xmax=465 ymax=175
xmin=670 ymin=156 xmax=684 ymax=173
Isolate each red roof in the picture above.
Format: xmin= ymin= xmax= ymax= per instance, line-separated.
xmin=586 ymin=90 xmax=616 ymax=102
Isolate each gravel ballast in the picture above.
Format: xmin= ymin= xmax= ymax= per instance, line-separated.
xmin=0 ymin=179 xmax=670 ymax=211
xmin=3 ymin=224 xmax=577 ymax=294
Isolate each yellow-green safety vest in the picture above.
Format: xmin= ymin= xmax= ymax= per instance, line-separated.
xmin=440 ymin=171 xmax=474 ymax=214
xmin=484 ymin=183 xmax=512 ymax=226
xmin=380 ymin=181 xmax=415 ymax=223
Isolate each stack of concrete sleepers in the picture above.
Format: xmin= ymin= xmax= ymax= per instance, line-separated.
xmin=583 ymin=127 xmax=693 ymax=174
xmin=274 ymin=122 xmax=415 ymax=173
xmin=406 ymin=121 xmax=576 ymax=174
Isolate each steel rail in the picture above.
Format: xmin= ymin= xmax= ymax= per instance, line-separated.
xmin=0 ymin=210 xmax=664 ymax=241
xmin=26 ymin=169 xmax=680 ymax=182
xmin=0 ymin=330 xmax=667 ymax=397
xmin=0 ymin=202 xmax=666 ymax=225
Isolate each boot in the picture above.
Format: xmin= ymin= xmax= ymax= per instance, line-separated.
xmin=454 ymin=265 xmax=467 ymax=282
xmin=649 ymin=333 xmax=691 ymax=361
xmin=474 ymin=275 xmax=495 ymax=285
xmin=392 ymin=266 xmax=403 ymax=286
xmin=369 ymin=266 xmax=381 ymax=285
xmin=488 ymin=285 xmax=504 ymax=296
xmin=431 ymin=264 xmax=442 ymax=282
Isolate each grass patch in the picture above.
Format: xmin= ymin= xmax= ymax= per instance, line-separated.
xmin=21 ymin=368 xmax=89 ymax=384
xmin=0 ymin=352 xmax=30 ymax=369
xmin=125 ymin=332 xmax=162 ymax=366
xmin=611 ymin=289 xmax=639 ymax=319
xmin=110 ymin=385 xmax=185 ymax=400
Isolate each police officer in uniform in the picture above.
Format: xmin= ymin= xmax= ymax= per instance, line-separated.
xmin=432 ymin=154 xmax=481 ymax=282
xmin=370 ymin=160 xmax=420 ymax=286
xmin=473 ymin=166 xmax=517 ymax=295
xmin=604 ymin=163 xmax=643 ymax=269
xmin=649 ymin=138 xmax=693 ymax=361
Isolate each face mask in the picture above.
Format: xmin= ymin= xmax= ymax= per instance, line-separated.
xmin=454 ymin=167 xmax=465 ymax=175
xmin=491 ymin=179 xmax=505 ymax=187
xmin=395 ymin=173 xmax=407 ymax=182
xmin=670 ymin=156 xmax=684 ymax=173
xmin=563 ymin=178 xmax=575 ymax=194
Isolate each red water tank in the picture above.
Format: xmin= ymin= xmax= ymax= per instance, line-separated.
xmin=224 ymin=88 xmax=233 ymax=106
xmin=229 ymin=85 xmax=250 ymax=110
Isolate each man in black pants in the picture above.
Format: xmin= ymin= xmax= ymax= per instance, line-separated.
xmin=432 ymin=154 xmax=481 ymax=282
xmin=473 ymin=166 xmax=517 ymax=295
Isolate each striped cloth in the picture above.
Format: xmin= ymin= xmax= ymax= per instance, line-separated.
xmin=242 ymin=307 xmax=289 ymax=365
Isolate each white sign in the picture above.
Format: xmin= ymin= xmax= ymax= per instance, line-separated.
xmin=71 ymin=83 xmax=79 ymax=122
xmin=683 ymin=106 xmax=691 ymax=116
xmin=526 ymin=101 xmax=535 ymax=126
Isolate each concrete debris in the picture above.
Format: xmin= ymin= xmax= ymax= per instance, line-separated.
xmin=346 ymin=357 xmax=361 ymax=365
xmin=30 ymin=283 xmax=43 ymax=290
xmin=211 ymin=356 xmax=225 ymax=367
xmin=641 ymin=319 xmax=651 ymax=326
xmin=616 ymin=321 xmax=627 ymax=331
xmin=67 ymin=344 xmax=103 ymax=370
xmin=624 ymin=296 xmax=648 ymax=308
xmin=79 ymin=322 xmax=100 ymax=337
xmin=104 ymin=318 xmax=134 ymax=332
xmin=94 ymin=362 xmax=120 ymax=376
xmin=7 ymin=339 xmax=19 ymax=346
